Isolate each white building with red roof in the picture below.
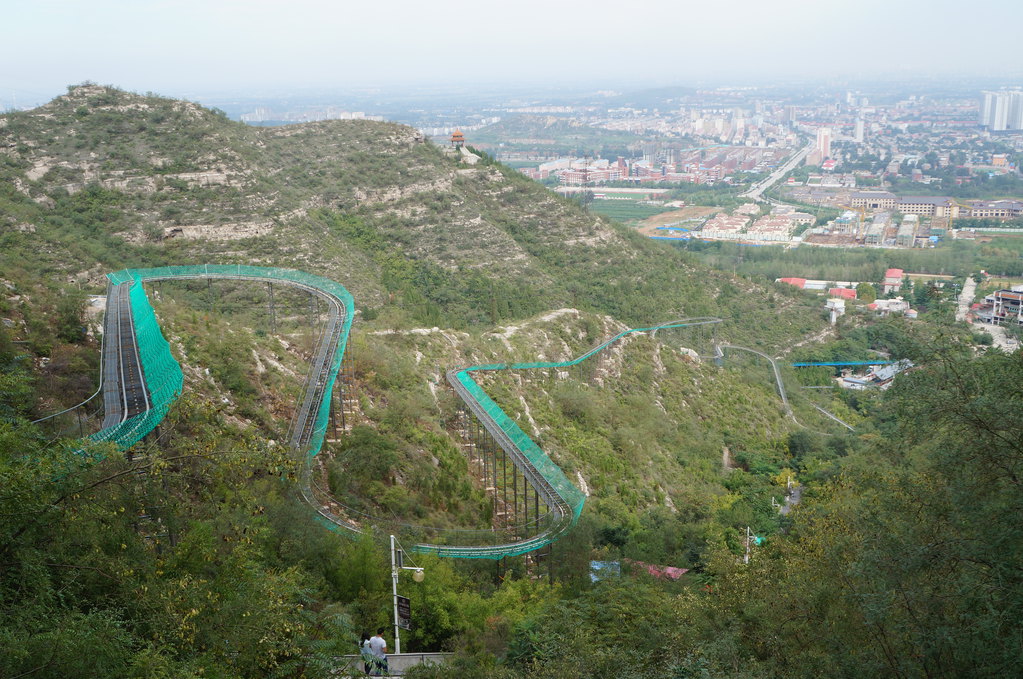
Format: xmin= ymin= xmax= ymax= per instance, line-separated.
xmin=882 ymin=268 xmax=904 ymax=294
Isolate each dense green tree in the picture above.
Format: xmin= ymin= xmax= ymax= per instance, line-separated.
xmin=855 ymin=281 xmax=877 ymax=303
xmin=671 ymin=343 xmax=1023 ymax=678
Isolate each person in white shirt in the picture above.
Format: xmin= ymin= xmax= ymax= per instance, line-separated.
xmin=369 ymin=628 xmax=388 ymax=676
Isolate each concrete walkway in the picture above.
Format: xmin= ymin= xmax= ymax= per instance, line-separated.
xmin=955 ymin=276 xmax=976 ymax=322
xmin=780 ymin=485 xmax=802 ymax=516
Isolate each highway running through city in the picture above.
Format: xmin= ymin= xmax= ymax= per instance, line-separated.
xmin=742 ymin=139 xmax=815 ymax=203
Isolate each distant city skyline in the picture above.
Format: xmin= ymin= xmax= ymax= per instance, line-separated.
xmin=3 ymin=0 xmax=1023 ymax=109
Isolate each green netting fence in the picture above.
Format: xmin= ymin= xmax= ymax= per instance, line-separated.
xmin=434 ymin=317 xmax=723 ymax=557
xmin=96 ymin=265 xmax=354 ymax=464
xmin=453 ymin=370 xmax=585 ymax=522
xmin=88 ymin=271 xmax=184 ymax=450
xmin=85 ymin=265 xmax=718 ymax=560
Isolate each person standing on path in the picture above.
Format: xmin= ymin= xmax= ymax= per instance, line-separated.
xmin=369 ymin=628 xmax=389 ymax=676
xmin=359 ymin=632 xmax=374 ymax=675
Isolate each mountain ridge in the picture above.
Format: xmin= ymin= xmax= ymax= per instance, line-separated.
xmin=1 ymin=85 xmax=823 ymax=340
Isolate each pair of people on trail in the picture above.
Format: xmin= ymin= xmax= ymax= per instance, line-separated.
xmin=360 ymin=629 xmax=388 ymax=676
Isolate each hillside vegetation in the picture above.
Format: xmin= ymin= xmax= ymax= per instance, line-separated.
xmin=4 ymin=86 xmax=1013 ymax=678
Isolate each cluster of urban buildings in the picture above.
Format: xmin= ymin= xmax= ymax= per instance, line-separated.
xmin=787 ymin=141 xmax=1017 ymax=192
xmin=591 ymin=102 xmax=802 ymax=148
xmin=654 ymin=203 xmax=814 ymax=242
xmin=784 ymin=89 xmax=1021 ymax=199
xmin=463 ymin=83 xmax=1021 ymax=208
xmin=855 ymin=191 xmax=1020 ymax=229
xmin=980 ymin=90 xmax=1023 ymax=132
xmin=654 ymin=187 xmax=1018 ymax=249
xmin=778 ymin=269 xmax=920 ymax=329
xmin=518 ymin=147 xmax=785 ymax=186
xmin=239 ymin=107 xmax=385 ymax=123
xmin=791 ymin=190 xmax=1022 ymax=247
xmin=858 ymin=213 xmax=930 ymax=246
xmin=824 ymin=295 xmax=918 ymax=327
xmin=777 ymin=268 xmax=908 ymax=298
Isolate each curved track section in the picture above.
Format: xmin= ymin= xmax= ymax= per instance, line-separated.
xmin=88 ymin=272 xmax=184 ymax=451
xmin=717 ymin=344 xmax=792 ymax=419
xmin=92 ymin=265 xmax=724 ymax=559
xmin=419 ymin=318 xmax=724 ymax=558
xmin=717 ymin=344 xmax=855 ymax=432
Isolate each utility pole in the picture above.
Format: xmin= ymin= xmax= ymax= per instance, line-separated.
xmin=390 ymin=535 xmax=424 ymax=655
xmin=391 ymin=535 xmax=401 ymax=654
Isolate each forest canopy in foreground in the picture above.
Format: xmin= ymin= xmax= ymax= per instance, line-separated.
xmin=2 ymin=324 xmax=1020 ymax=678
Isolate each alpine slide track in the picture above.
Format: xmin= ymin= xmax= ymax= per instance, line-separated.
xmin=48 ymin=264 xmax=845 ymax=559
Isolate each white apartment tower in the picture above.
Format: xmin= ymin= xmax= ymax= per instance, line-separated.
xmin=980 ymin=90 xmax=1023 ymax=131
xmin=854 ymin=118 xmax=865 ymax=143
xmin=816 ymin=127 xmax=832 ymax=160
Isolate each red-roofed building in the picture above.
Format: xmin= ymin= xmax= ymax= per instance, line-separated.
xmin=829 ymin=287 xmax=857 ymax=299
xmin=778 ymin=277 xmax=807 ymax=289
xmin=883 ymin=268 xmax=904 ymax=294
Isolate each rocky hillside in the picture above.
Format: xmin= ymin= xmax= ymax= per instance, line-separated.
xmin=1 ymin=85 xmax=824 ymax=334
xmin=0 ymin=84 xmax=837 ymax=543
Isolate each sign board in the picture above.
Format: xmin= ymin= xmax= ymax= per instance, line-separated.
xmin=396 ymin=595 xmax=411 ymax=630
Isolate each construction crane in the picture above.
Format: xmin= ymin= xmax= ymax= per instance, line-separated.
xmin=836 ymin=203 xmax=868 ymax=240
xmin=947 ymin=199 xmax=973 ymax=235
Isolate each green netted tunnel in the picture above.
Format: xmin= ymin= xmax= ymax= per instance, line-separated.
xmin=87 ymin=265 xmax=719 ymax=560
xmin=426 ymin=317 xmax=723 ymax=558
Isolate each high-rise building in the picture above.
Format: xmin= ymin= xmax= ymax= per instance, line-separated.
xmin=854 ymin=118 xmax=865 ymax=143
xmin=981 ymin=91 xmax=995 ymax=125
xmin=980 ymin=90 xmax=1023 ymax=131
xmin=816 ymin=127 xmax=832 ymax=160
xmin=1011 ymin=94 xmax=1023 ymax=130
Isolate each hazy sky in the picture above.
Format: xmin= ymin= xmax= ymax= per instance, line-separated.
xmin=3 ymin=0 xmax=1021 ymax=106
